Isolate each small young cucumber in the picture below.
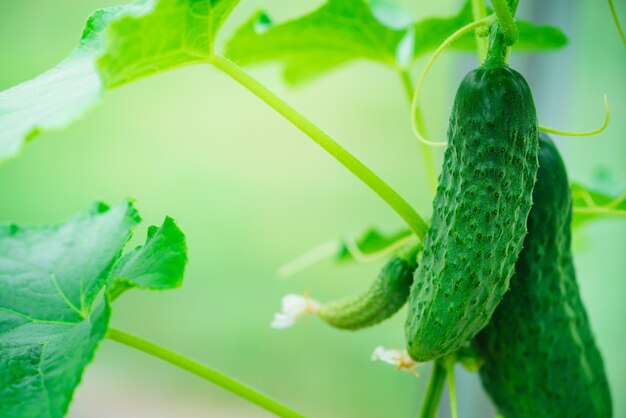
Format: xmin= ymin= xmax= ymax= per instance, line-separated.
xmin=405 ymin=63 xmax=539 ymax=361
xmin=472 ymin=133 xmax=612 ymax=418
xmin=318 ymin=243 xmax=419 ymax=330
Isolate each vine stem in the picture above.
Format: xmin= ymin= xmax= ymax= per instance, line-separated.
xmin=606 ymin=189 xmax=626 ymax=208
xmin=608 ymin=0 xmax=626 ymax=45
xmin=399 ymin=69 xmax=438 ymax=196
xmin=419 ymin=360 xmax=447 ymax=418
xmin=573 ymin=207 xmax=626 ymax=217
xmin=106 ymin=328 xmax=304 ymax=418
xmin=471 ymin=0 xmax=489 ymax=62
xmin=445 ymin=358 xmax=459 ymax=418
xmin=211 ymin=55 xmax=428 ymax=241
xmin=276 ymin=239 xmax=341 ymax=279
xmin=345 ymin=233 xmax=416 ymax=263
xmin=490 ymin=0 xmax=518 ymax=45
xmin=410 ymin=15 xmax=495 ymax=147
xmin=539 ymin=95 xmax=610 ymax=137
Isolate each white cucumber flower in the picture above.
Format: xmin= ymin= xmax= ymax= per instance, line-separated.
xmin=271 ymin=293 xmax=320 ymax=329
xmin=371 ymin=346 xmax=420 ymax=377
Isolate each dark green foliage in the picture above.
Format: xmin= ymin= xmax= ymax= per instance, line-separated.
xmin=0 ymin=201 xmax=188 ymax=417
xmin=405 ymin=64 xmax=539 ymax=361
xmin=318 ymin=243 xmax=420 ymax=330
xmin=473 ymin=134 xmax=612 ymax=418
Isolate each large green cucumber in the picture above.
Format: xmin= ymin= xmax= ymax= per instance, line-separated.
xmin=318 ymin=243 xmax=419 ymax=330
xmin=405 ymin=64 xmax=539 ymax=361
xmin=473 ymin=133 xmax=612 ymax=418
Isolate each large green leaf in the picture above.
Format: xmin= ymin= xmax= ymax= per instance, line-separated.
xmin=225 ymin=2 xmax=405 ymax=68
xmin=0 ymin=201 xmax=187 ymax=417
xmin=0 ymin=0 xmax=239 ymax=161
xmin=98 ymin=0 xmax=239 ymax=87
xmin=0 ymin=3 xmax=148 ymax=161
xmin=225 ymin=0 xmax=567 ymax=85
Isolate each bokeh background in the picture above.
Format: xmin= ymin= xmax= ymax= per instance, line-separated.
xmin=1 ymin=0 xmax=624 ymax=417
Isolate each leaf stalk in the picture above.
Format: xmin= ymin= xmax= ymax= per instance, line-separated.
xmin=106 ymin=327 xmax=304 ymax=418
xmin=211 ymin=55 xmax=428 ymax=240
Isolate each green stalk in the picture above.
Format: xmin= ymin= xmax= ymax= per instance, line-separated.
xmin=411 ymin=15 xmax=494 ymax=145
xmin=471 ymin=0 xmax=489 ymax=62
xmin=106 ymin=328 xmax=304 ymax=418
xmin=211 ymin=55 xmax=428 ymax=240
xmin=399 ymin=69 xmax=438 ymax=196
xmin=485 ymin=0 xmax=521 ymax=67
xmin=419 ymin=360 xmax=447 ymax=418
xmin=539 ymin=95 xmax=610 ymax=137
xmin=608 ymin=0 xmax=626 ymax=45
xmin=445 ymin=358 xmax=459 ymax=418
xmin=490 ymin=0 xmax=518 ymax=45
xmin=573 ymin=207 xmax=626 ymax=217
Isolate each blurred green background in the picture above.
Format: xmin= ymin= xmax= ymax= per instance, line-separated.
xmin=0 ymin=0 xmax=624 ymax=417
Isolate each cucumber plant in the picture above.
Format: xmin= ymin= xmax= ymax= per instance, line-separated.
xmin=0 ymin=0 xmax=623 ymax=417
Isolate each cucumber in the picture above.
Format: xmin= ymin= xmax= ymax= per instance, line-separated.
xmin=318 ymin=243 xmax=419 ymax=330
xmin=405 ymin=63 xmax=539 ymax=361
xmin=472 ymin=133 xmax=612 ymax=418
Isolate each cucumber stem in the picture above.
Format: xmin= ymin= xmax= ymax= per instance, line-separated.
xmin=484 ymin=0 xmax=520 ymax=67
xmin=607 ymin=0 xmax=626 ymax=45
xmin=606 ymin=189 xmax=626 ymax=209
xmin=419 ymin=360 xmax=447 ymax=418
xmin=399 ymin=68 xmax=438 ymax=195
xmin=484 ymin=24 xmax=509 ymax=67
xmin=445 ymin=358 xmax=459 ymax=418
xmin=490 ymin=0 xmax=518 ymax=46
xmin=411 ymin=15 xmax=494 ymax=147
xmin=106 ymin=328 xmax=304 ymax=418
xmin=345 ymin=233 xmax=416 ymax=263
xmin=211 ymin=55 xmax=429 ymax=240
xmin=573 ymin=207 xmax=626 ymax=218
xmin=539 ymin=95 xmax=610 ymax=137
xmin=471 ymin=0 xmax=489 ymax=62
xmin=276 ymin=239 xmax=341 ymax=279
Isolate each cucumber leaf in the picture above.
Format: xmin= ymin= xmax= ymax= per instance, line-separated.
xmin=225 ymin=3 xmax=405 ymax=69
xmin=336 ymin=227 xmax=414 ymax=262
xmin=571 ymin=183 xmax=626 ymax=228
xmin=98 ymin=0 xmax=239 ymax=87
xmin=107 ymin=216 xmax=187 ymax=299
xmin=0 ymin=201 xmax=187 ymax=417
xmin=0 ymin=0 xmax=239 ymax=161
xmin=0 ymin=3 xmax=148 ymax=162
xmin=225 ymin=0 xmax=568 ymax=85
